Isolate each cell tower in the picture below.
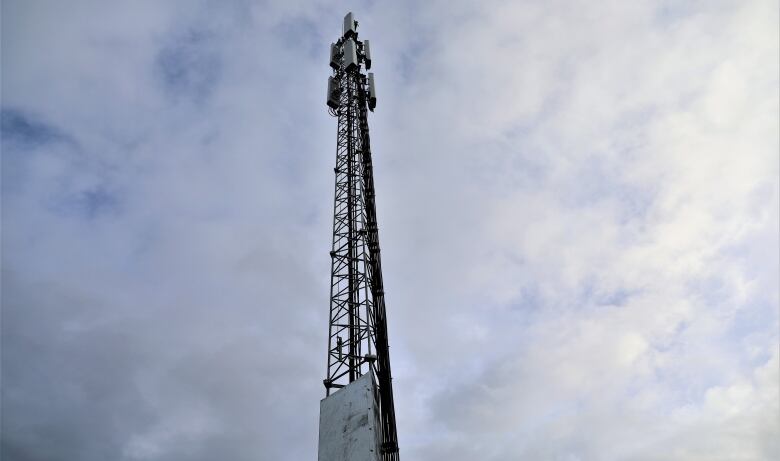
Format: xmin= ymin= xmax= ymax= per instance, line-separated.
xmin=319 ymin=12 xmax=399 ymax=461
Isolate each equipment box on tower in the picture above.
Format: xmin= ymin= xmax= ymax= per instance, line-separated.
xmin=318 ymin=372 xmax=382 ymax=461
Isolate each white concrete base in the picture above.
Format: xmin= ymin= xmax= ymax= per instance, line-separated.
xmin=318 ymin=372 xmax=381 ymax=461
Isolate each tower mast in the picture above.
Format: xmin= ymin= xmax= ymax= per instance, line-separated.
xmin=323 ymin=12 xmax=399 ymax=461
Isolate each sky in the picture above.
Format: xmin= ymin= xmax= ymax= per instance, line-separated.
xmin=1 ymin=1 xmax=778 ymax=460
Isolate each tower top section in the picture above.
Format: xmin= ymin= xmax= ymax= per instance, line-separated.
xmin=326 ymin=12 xmax=376 ymax=112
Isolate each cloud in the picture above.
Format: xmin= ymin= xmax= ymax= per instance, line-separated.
xmin=2 ymin=1 xmax=778 ymax=460
xmin=156 ymin=29 xmax=223 ymax=102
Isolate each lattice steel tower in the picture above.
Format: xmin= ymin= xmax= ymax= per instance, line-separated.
xmin=322 ymin=12 xmax=399 ymax=461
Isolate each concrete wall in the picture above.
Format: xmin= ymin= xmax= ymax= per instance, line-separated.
xmin=318 ymin=372 xmax=381 ymax=461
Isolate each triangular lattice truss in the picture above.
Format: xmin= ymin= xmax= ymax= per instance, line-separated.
xmin=323 ymin=12 xmax=399 ymax=461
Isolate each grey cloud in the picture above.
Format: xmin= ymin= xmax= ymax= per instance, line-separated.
xmin=1 ymin=109 xmax=71 ymax=146
xmin=156 ymin=29 xmax=223 ymax=102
